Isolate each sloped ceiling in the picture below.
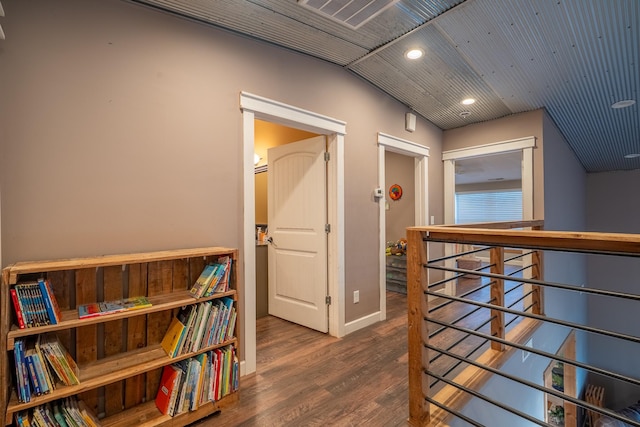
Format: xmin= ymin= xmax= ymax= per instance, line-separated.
xmin=130 ymin=0 xmax=640 ymax=173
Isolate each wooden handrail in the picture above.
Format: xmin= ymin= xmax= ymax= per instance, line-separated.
xmin=407 ymin=226 xmax=640 ymax=255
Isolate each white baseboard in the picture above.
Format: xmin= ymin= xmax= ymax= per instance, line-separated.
xmin=344 ymin=311 xmax=382 ymax=335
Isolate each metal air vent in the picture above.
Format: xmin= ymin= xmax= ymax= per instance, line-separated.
xmin=298 ymin=0 xmax=399 ymax=29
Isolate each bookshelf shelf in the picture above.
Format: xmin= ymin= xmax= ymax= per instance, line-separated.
xmin=7 ymin=290 xmax=237 ymax=349
xmin=1 ymin=247 xmax=240 ymax=426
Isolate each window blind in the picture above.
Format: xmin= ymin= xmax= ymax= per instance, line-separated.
xmin=455 ymin=190 xmax=522 ymax=224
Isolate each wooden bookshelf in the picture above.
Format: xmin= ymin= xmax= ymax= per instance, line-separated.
xmin=1 ymin=247 xmax=240 ymax=426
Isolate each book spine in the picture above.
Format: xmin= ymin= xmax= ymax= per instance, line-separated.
xmin=10 ymin=288 xmax=26 ymax=329
xmin=15 ymin=286 xmax=33 ymax=327
xmin=38 ymin=279 xmax=58 ymax=325
xmin=25 ymin=354 xmax=42 ymax=396
xmin=43 ymin=279 xmax=63 ymax=323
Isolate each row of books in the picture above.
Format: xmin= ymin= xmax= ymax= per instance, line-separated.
xmin=10 ymin=279 xmax=63 ymax=329
xmin=161 ymin=297 xmax=236 ymax=358
xmin=14 ymin=396 xmax=100 ymax=427
xmin=14 ymin=334 xmax=80 ymax=403
xmin=155 ymin=345 xmax=239 ymax=417
xmin=188 ymin=256 xmax=233 ymax=299
xmin=77 ymin=295 xmax=152 ymax=319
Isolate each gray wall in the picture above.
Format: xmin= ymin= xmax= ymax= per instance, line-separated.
xmin=0 ymin=0 xmax=443 ymax=327
xmin=586 ymin=169 xmax=640 ymax=409
xmin=385 ymin=151 xmax=415 ymax=242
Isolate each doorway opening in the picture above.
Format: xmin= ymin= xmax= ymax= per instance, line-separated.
xmin=377 ymin=133 xmax=429 ymax=320
xmin=442 ymin=136 xmax=536 ymax=296
xmin=241 ymin=92 xmax=347 ymax=375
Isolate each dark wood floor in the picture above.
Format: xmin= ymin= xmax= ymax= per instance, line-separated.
xmin=194 ymin=291 xmax=409 ymax=427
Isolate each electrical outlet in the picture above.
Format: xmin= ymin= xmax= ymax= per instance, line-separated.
xmin=353 ymin=290 xmax=359 ymax=303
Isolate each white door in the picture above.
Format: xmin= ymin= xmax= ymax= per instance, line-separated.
xmin=267 ymin=135 xmax=328 ymax=332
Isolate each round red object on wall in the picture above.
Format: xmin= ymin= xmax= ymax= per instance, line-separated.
xmin=389 ymin=184 xmax=403 ymax=200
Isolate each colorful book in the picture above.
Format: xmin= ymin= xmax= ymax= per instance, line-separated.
xmin=78 ymin=296 xmax=151 ymax=319
xmin=216 ymin=256 xmax=233 ymax=292
xmin=10 ymin=288 xmax=26 ymax=329
xmin=189 ymin=264 xmax=218 ymax=299
xmin=41 ymin=279 xmax=63 ymax=323
xmin=14 ymin=339 xmax=31 ymax=403
xmin=202 ymin=263 xmax=226 ymax=297
xmin=161 ymin=317 xmax=186 ymax=358
xmin=39 ymin=333 xmax=80 ymax=386
xmin=156 ymin=364 xmax=183 ymax=416
xmin=37 ymin=280 xmax=58 ymax=325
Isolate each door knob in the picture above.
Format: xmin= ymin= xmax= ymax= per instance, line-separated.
xmin=266 ymin=237 xmax=273 ymax=244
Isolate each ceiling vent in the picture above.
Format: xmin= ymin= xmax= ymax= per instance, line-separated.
xmin=298 ymin=0 xmax=399 ymax=29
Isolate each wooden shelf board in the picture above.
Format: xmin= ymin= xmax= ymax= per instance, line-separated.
xmin=4 ymin=338 xmax=237 ymax=423
xmin=4 ymin=247 xmax=237 ymax=284
xmin=7 ymin=290 xmax=237 ymax=349
xmin=100 ymin=392 xmax=238 ymax=427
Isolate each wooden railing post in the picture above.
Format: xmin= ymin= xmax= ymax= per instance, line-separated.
xmin=407 ymin=229 xmax=430 ymax=426
xmin=531 ymin=250 xmax=544 ymax=315
xmin=490 ymin=246 xmax=505 ymax=351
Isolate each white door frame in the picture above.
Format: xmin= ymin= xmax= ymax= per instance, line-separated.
xmin=442 ymin=136 xmax=536 ymax=223
xmin=377 ymin=132 xmax=429 ymax=320
xmin=442 ymin=136 xmax=536 ymax=294
xmin=240 ymin=92 xmax=346 ymax=375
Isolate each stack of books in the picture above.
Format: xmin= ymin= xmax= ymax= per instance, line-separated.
xmin=14 ymin=396 xmax=99 ymax=427
xmin=160 ymin=297 xmax=236 ymax=358
xmin=14 ymin=334 xmax=80 ymax=403
xmin=10 ymin=279 xmax=63 ymax=328
xmin=155 ymin=344 xmax=239 ymax=417
xmin=188 ymin=256 xmax=233 ymax=299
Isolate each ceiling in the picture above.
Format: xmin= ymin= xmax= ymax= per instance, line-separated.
xmin=130 ymin=0 xmax=639 ymax=173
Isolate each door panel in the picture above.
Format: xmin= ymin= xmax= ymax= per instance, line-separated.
xmin=267 ymin=135 xmax=328 ymax=332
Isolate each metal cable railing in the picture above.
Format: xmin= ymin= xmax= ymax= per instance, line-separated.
xmin=407 ymin=223 xmax=640 ymax=427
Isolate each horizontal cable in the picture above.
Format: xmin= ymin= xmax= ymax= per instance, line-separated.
xmin=504 ymin=282 xmax=524 ymax=295
xmin=427 ymin=261 xmax=493 ymax=290
xmin=428 ymin=281 xmax=493 ymax=314
xmin=426 ymin=246 xmax=489 ymax=264
xmin=429 ymin=305 xmax=484 ymax=339
xmin=429 ymin=314 xmax=495 ymax=367
xmin=425 ymin=314 xmax=640 ymax=388
xmin=506 ymin=264 xmax=532 ymax=277
xmin=427 ymin=371 xmax=552 ymax=427
xmin=424 ymin=288 xmax=640 ymax=345
xmin=504 ymin=250 xmax=536 ymax=263
xmin=425 ymin=395 xmax=484 ymax=427
xmin=427 ymin=264 xmax=640 ymax=302
xmin=433 ymin=335 xmax=491 ymax=388
xmin=506 ymin=290 xmax=533 ymax=309
xmin=425 ymin=343 xmax=640 ymax=427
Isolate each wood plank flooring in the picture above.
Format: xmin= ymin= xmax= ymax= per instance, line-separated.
xmin=193 ymin=291 xmax=409 ymax=427
xmin=192 ymin=270 xmax=524 ymax=426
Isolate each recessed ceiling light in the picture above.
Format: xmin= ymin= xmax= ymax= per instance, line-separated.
xmin=611 ymin=99 xmax=636 ymax=109
xmin=462 ymin=98 xmax=476 ymax=105
xmin=405 ymin=49 xmax=423 ymax=60
xmin=624 ymin=153 xmax=640 ymax=159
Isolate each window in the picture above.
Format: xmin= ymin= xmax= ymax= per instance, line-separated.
xmin=455 ymin=190 xmax=522 ymax=224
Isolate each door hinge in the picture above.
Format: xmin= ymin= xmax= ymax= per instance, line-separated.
xmin=324 ymin=152 xmax=330 ymax=161
xmin=325 ymin=224 xmax=331 ymax=233
xmin=325 ymin=295 xmax=331 ymax=305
